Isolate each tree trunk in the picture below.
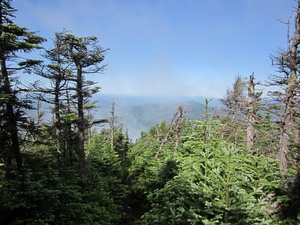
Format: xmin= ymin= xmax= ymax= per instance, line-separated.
xmin=278 ymin=1 xmax=300 ymax=174
xmin=76 ymin=64 xmax=88 ymax=186
xmin=155 ymin=105 xmax=185 ymax=159
xmin=246 ymin=75 xmax=255 ymax=152
xmin=0 ymin=0 xmax=22 ymax=172
xmin=110 ymin=100 xmax=115 ymax=151
xmin=0 ymin=59 xmax=22 ymax=171
xmin=54 ymin=73 xmax=66 ymax=182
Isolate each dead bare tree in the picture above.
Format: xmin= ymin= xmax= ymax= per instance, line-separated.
xmin=246 ymin=74 xmax=261 ymax=152
xmin=110 ymin=100 xmax=117 ymax=151
xmin=269 ymin=1 xmax=300 ymax=174
xmin=154 ymin=105 xmax=185 ymax=160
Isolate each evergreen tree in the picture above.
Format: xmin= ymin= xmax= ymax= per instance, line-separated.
xmin=220 ymin=75 xmax=262 ymax=151
xmin=31 ymin=32 xmax=108 ymax=184
xmin=59 ymin=33 xmax=108 ymax=185
xmin=31 ymin=31 xmax=75 ymax=181
xmin=0 ymin=0 xmax=45 ymax=173
xmin=219 ymin=75 xmax=247 ymax=146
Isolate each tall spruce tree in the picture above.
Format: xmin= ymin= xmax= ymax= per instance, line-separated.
xmin=32 ymin=32 xmax=108 ymax=184
xmin=0 ymin=0 xmax=45 ymax=172
xmin=60 ymin=33 xmax=108 ymax=185
xmin=31 ymin=31 xmax=74 ymax=181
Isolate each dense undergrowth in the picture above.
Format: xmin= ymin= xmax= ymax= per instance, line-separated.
xmin=1 ymin=118 xmax=300 ymax=224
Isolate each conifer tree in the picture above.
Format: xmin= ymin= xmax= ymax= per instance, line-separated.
xmin=0 ymin=0 xmax=45 ymax=172
xmin=31 ymin=32 xmax=108 ymax=184
xmin=31 ymin=31 xmax=73 ymax=180
xmin=220 ymin=75 xmax=247 ymax=146
xmin=220 ymin=75 xmax=262 ymax=150
xmin=269 ymin=0 xmax=300 ymax=174
xmin=60 ymin=33 xmax=108 ymax=185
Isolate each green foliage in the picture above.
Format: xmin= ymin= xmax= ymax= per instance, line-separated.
xmin=128 ymin=121 xmax=177 ymax=193
xmin=254 ymin=113 xmax=279 ymax=155
xmin=142 ymin=145 xmax=281 ymax=224
xmin=88 ymin=129 xmax=127 ymax=175
xmin=129 ymin=119 xmax=282 ymax=224
xmin=0 ymin=126 xmax=130 ymax=225
xmin=0 ymin=149 xmax=125 ymax=225
xmin=0 ymin=167 xmax=120 ymax=225
xmin=0 ymin=0 xmax=46 ymax=172
xmin=142 ymin=178 xmax=207 ymax=224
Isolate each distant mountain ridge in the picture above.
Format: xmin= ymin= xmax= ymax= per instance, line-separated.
xmin=26 ymin=94 xmax=220 ymax=141
xmin=94 ymin=94 xmax=220 ymax=140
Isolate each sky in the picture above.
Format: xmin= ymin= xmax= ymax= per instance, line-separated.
xmin=12 ymin=0 xmax=296 ymax=98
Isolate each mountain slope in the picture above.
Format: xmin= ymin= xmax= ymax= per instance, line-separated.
xmin=95 ymin=95 xmax=220 ymax=140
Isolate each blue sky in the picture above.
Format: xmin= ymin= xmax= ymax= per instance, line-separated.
xmin=13 ymin=0 xmax=295 ymax=98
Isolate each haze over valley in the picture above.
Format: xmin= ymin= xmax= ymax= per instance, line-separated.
xmin=95 ymin=94 xmax=220 ymax=140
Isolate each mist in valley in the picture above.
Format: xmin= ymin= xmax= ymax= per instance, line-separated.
xmin=94 ymin=94 xmax=220 ymax=140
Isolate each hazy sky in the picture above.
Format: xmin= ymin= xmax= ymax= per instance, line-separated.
xmin=13 ymin=0 xmax=295 ymax=98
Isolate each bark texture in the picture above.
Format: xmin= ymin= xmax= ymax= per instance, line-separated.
xmin=278 ymin=1 xmax=300 ymax=174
